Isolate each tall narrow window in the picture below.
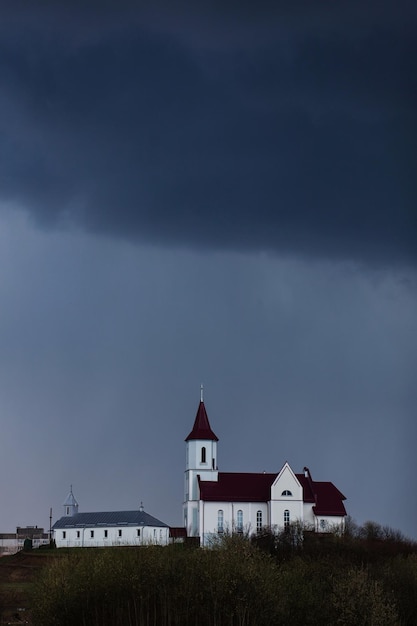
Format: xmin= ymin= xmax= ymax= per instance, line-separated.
xmin=237 ymin=510 xmax=243 ymax=533
xmin=104 ymin=530 xmax=108 ymax=538
xmin=118 ymin=529 xmax=122 ymax=537
xmin=217 ymin=509 xmax=224 ymax=533
xmin=62 ymin=531 xmax=66 ymax=539
xmin=66 ymin=507 xmax=70 ymax=515
xmin=284 ymin=509 xmax=290 ymax=529
xmin=90 ymin=530 xmax=94 ymax=538
xmin=201 ymin=446 xmax=206 ymax=463
xmin=137 ymin=529 xmax=141 ymax=537
xmin=256 ymin=510 xmax=262 ymax=533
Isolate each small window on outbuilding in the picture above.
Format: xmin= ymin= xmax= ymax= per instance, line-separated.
xmin=90 ymin=530 xmax=94 ymax=538
xmin=104 ymin=530 xmax=108 ymax=538
xmin=62 ymin=531 xmax=66 ymax=539
xmin=118 ymin=529 xmax=122 ymax=537
xmin=137 ymin=529 xmax=141 ymax=537
xmin=281 ymin=490 xmax=293 ymax=496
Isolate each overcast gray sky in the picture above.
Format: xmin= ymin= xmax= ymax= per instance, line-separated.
xmin=0 ymin=2 xmax=416 ymax=539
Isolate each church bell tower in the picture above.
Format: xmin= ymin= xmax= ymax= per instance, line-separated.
xmin=63 ymin=486 xmax=79 ymax=517
xmin=184 ymin=386 xmax=218 ymax=536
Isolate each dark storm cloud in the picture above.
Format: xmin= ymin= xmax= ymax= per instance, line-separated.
xmin=0 ymin=2 xmax=415 ymax=264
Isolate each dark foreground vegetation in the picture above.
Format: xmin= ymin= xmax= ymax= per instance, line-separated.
xmin=32 ymin=521 xmax=417 ymax=626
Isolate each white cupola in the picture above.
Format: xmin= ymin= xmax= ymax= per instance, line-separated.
xmin=63 ymin=485 xmax=79 ymax=517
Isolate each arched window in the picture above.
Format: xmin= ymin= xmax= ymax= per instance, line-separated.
xmin=237 ymin=510 xmax=243 ymax=533
xmin=281 ymin=490 xmax=292 ymax=496
xmin=217 ymin=510 xmax=224 ymax=533
xmin=201 ymin=446 xmax=206 ymax=463
xmin=284 ymin=509 xmax=290 ymax=529
xmin=256 ymin=510 xmax=262 ymax=533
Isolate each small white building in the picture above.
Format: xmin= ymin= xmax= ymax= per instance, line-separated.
xmin=53 ymin=488 xmax=169 ymax=548
xmin=184 ymin=393 xmax=347 ymax=546
xmin=0 ymin=527 xmax=49 ymax=556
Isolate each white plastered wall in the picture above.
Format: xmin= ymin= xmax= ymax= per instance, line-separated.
xmin=54 ymin=525 xmax=169 ymax=548
xmin=270 ymin=463 xmax=304 ymax=528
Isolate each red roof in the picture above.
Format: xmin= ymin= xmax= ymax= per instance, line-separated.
xmin=311 ymin=483 xmax=347 ymax=516
xmin=198 ymin=471 xmax=346 ymax=516
xmin=296 ymin=474 xmax=316 ymax=503
xmin=296 ymin=472 xmax=347 ymax=516
xmin=185 ymin=401 xmax=219 ymax=441
xmin=199 ymin=473 xmax=276 ymax=502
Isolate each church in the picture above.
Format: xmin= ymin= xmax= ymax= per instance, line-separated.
xmin=52 ymin=390 xmax=346 ymax=550
xmin=184 ymin=392 xmax=347 ymax=546
xmin=53 ymin=488 xmax=170 ymax=547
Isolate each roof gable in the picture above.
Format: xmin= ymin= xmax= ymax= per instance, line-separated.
xmin=272 ymin=462 xmax=302 ymax=497
xmin=185 ymin=401 xmax=218 ymax=441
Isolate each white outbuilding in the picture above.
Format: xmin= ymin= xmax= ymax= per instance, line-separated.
xmin=53 ymin=488 xmax=169 ymax=548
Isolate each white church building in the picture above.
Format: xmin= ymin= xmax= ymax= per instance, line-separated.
xmin=53 ymin=488 xmax=169 ymax=548
xmin=184 ymin=393 xmax=347 ymax=546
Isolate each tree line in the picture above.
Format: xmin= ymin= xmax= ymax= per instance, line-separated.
xmin=32 ymin=520 xmax=417 ymax=626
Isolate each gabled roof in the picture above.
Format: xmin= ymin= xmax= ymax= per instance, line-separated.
xmin=52 ymin=510 xmax=168 ymax=530
xmin=296 ymin=472 xmax=347 ymax=516
xmin=311 ymin=483 xmax=347 ymax=516
xmin=185 ymin=401 xmax=218 ymax=441
xmin=198 ymin=471 xmax=347 ymax=516
xmin=199 ymin=473 xmax=276 ymax=502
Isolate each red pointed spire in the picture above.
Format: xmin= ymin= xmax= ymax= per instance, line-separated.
xmin=185 ymin=400 xmax=219 ymax=441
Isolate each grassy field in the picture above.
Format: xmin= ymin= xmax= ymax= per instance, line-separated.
xmin=0 ymin=550 xmax=57 ymax=625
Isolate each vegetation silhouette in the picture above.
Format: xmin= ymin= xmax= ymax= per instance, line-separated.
xmin=32 ymin=520 xmax=417 ymax=626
